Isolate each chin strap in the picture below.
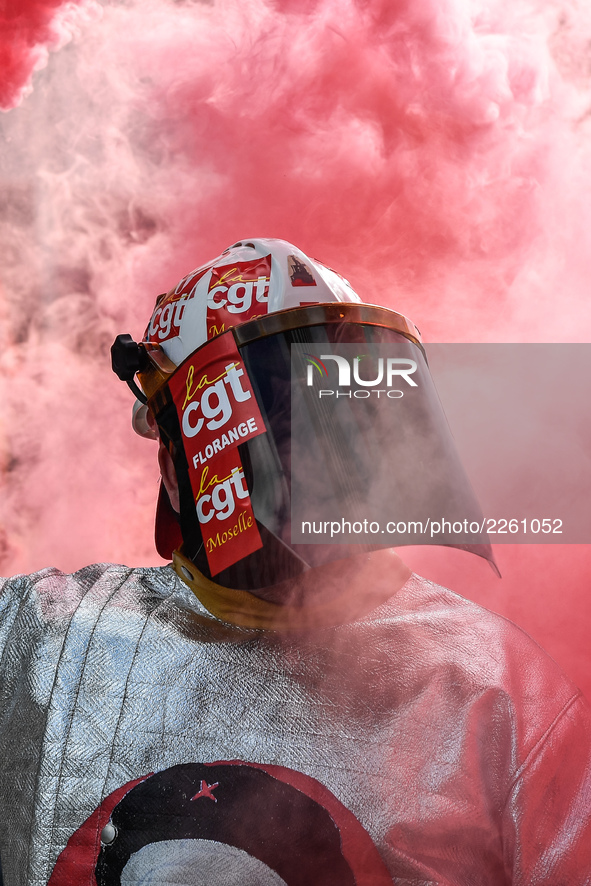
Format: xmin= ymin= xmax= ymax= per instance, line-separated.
xmin=172 ymin=548 xmax=412 ymax=632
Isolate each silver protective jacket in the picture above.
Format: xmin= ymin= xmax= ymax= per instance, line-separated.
xmin=0 ymin=564 xmax=590 ymax=885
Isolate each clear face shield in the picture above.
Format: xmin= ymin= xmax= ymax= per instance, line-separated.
xmin=113 ymin=302 xmax=494 ymax=592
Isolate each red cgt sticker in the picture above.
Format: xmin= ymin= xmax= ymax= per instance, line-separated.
xmin=206 ymin=255 xmax=271 ymax=339
xmin=145 ymin=264 xmax=212 ymax=344
xmin=169 ymin=332 xmax=265 ymax=575
xmin=190 ymin=449 xmax=262 ymax=575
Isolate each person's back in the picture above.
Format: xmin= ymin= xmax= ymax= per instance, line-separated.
xmin=1 ymin=561 xmax=590 ymax=884
xmin=1 ymin=239 xmax=589 ymax=884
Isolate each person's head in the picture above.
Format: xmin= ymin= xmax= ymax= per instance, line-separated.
xmin=112 ymin=237 xmax=494 ymax=609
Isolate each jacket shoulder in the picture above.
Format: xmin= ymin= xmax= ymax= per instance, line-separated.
xmin=370 ymin=572 xmax=585 ymax=756
xmin=0 ymin=563 xmax=178 ymax=627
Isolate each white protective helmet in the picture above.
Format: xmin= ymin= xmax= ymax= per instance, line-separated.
xmin=112 ymin=238 xmax=493 ymax=614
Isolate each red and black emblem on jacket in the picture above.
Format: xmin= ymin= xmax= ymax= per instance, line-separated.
xmin=49 ymin=761 xmax=393 ymax=885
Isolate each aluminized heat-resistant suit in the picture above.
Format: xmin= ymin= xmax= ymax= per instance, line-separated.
xmin=0 ymin=562 xmax=590 ymax=885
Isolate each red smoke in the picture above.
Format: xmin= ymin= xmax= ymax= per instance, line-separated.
xmin=0 ymin=0 xmax=590 ymax=694
xmin=0 ymin=0 xmax=93 ymax=110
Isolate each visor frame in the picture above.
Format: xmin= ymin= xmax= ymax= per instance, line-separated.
xmin=137 ymin=302 xmax=423 ymax=410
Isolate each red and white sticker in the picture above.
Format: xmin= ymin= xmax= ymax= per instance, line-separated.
xmin=169 ymin=331 xmax=265 ymax=575
xmin=145 ymin=265 xmax=212 ymax=344
xmin=190 ymin=449 xmax=262 ymax=575
xmin=206 ymin=255 xmax=271 ymax=339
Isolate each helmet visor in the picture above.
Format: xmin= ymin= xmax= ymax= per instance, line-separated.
xmin=149 ymin=304 xmax=493 ymax=590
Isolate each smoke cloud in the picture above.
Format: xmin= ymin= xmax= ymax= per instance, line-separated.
xmin=0 ymin=0 xmax=590 ymax=694
xmin=0 ymin=0 xmax=98 ymax=110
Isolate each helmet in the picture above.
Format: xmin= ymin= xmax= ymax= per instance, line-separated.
xmin=112 ymin=238 xmax=494 ymax=626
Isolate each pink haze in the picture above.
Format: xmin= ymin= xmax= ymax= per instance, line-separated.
xmin=0 ymin=0 xmax=590 ymax=696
